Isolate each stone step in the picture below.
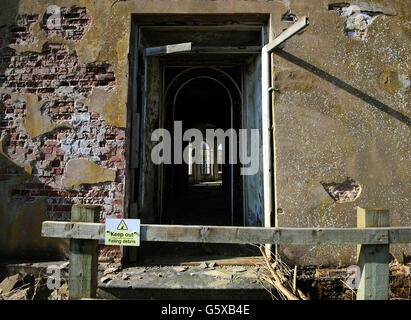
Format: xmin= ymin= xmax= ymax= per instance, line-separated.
xmin=98 ymin=265 xmax=272 ymax=300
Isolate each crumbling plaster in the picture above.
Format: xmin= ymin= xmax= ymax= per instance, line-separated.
xmin=0 ymin=0 xmax=409 ymax=264
xmin=62 ymin=158 xmax=116 ymax=189
xmin=1 ymin=0 xmax=128 ymax=128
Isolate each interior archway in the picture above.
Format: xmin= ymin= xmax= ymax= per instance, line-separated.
xmin=161 ymin=67 xmax=243 ymax=226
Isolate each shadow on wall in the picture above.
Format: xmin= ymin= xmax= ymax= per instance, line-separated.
xmin=0 ymin=93 xmax=124 ymax=261
xmin=274 ymin=49 xmax=411 ymax=127
xmin=0 ymin=119 xmax=70 ymax=261
xmin=0 ymin=0 xmax=21 ymax=86
xmin=0 ymin=1 xmax=69 ymax=261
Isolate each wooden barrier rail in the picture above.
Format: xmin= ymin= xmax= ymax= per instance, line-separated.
xmin=42 ymin=222 xmax=411 ymax=245
xmin=41 ymin=205 xmax=411 ymax=300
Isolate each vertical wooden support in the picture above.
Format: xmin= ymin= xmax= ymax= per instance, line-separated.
xmin=69 ymin=204 xmax=100 ymax=299
xmin=356 ymin=208 xmax=390 ymax=300
xmin=126 ymin=202 xmax=139 ymax=263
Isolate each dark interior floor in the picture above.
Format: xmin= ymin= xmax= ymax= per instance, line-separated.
xmin=169 ymin=181 xmax=229 ymax=226
xmin=137 ymin=181 xmax=258 ymax=264
xmin=137 ymin=242 xmax=260 ymax=265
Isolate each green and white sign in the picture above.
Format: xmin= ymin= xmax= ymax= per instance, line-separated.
xmin=105 ymin=218 xmax=140 ymax=246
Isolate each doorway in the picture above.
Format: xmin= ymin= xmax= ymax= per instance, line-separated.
xmin=162 ymin=66 xmax=243 ymax=226
xmin=127 ymin=14 xmax=272 ymax=262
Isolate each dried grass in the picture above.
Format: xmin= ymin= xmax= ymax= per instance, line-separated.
xmin=253 ymin=245 xmax=309 ymax=300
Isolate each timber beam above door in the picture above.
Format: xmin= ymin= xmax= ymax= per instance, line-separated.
xmin=144 ymin=16 xmax=309 ymax=57
xmin=145 ymin=43 xmax=262 ymax=56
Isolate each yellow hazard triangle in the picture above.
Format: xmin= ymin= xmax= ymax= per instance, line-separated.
xmin=117 ymin=219 xmax=128 ymax=230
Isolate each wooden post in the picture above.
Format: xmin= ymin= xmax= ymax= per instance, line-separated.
xmin=125 ymin=202 xmax=139 ymax=263
xmin=356 ymin=208 xmax=390 ymax=300
xmin=69 ymin=204 xmax=100 ymax=299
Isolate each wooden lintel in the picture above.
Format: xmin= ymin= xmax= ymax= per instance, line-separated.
xmin=191 ymin=46 xmax=261 ymax=54
xmin=146 ymin=44 xmax=261 ymax=56
xmin=145 ymin=42 xmax=192 ymax=56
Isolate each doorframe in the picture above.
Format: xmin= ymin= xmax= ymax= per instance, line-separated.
xmin=127 ymin=15 xmax=274 ymax=228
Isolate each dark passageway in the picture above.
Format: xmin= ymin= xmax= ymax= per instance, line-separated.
xmin=138 ymin=66 xmax=259 ymax=263
xmin=171 ymin=182 xmax=229 ymax=225
xmin=164 ymin=73 xmax=235 ymax=226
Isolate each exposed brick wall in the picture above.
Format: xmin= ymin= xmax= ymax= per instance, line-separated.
xmin=2 ymin=43 xmax=115 ymax=99
xmin=41 ymin=6 xmax=91 ymax=41
xmin=0 ymin=7 xmax=122 ymax=261
xmin=0 ymin=94 xmax=125 ymax=221
xmin=0 ymin=14 xmax=39 ymax=47
xmin=322 ymin=178 xmax=362 ymax=203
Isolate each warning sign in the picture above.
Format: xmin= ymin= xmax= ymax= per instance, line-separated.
xmin=117 ymin=219 xmax=128 ymax=230
xmin=105 ymin=219 xmax=140 ymax=246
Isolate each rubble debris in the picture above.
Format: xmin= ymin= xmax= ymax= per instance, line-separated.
xmin=100 ymin=276 xmax=112 ymax=284
xmin=4 ymin=286 xmax=31 ymax=300
xmin=232 ymin=267 xmax=247 ymax=273
xmin=0 ymin=272 xmax=54 ymax=300
xmin=103 ymin=264 xmax=121 ymax=275
xmin=204 ymin=269 xmax=235 ymax=280
xmin=288 ymin=262 xmax=411 ymax=300
xmin=172 ymin=266 xmax=188 ymax=273
xmin=31 ymin=274 xmax=54 ymax=300
xmin=121 ymin=273 xmax=129 ymax=280
xmin=315 ymin=268 xmax=348 ymax=279
xmin=390 ymin=253 xmax=400 ymax=265
xmin=321 ymin=178 xmax=361 ymax=203
xmin=0 ymin=274 xmax=23 ymax=294
xmin=390 ymin=265 xmax=410 ymax=277
xmin=403 ymin=252 xmax=411 ymax=264
xmin=48 ymin=283 xmax=68 ymax=300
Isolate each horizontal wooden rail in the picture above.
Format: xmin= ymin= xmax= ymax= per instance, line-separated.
xmin=41 ymin=222 xmax=411 ymax=245
xmin=40 ymin=207 xmax=410 ymax=300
